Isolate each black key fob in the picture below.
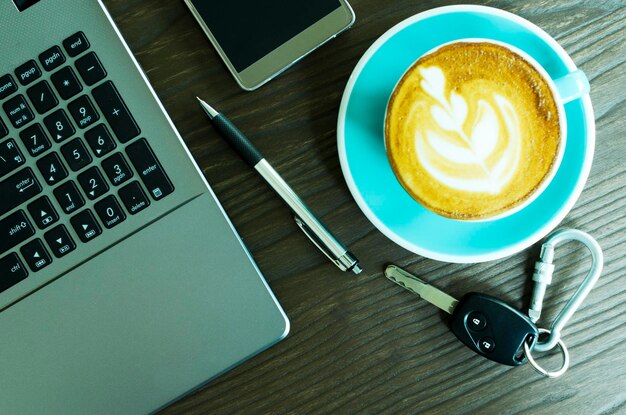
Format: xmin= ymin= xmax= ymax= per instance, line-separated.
xmin=450 ymin=292 xmax=538 ymax=366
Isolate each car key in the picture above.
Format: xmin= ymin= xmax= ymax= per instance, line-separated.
xmin=385 ymin=265 xmax=538 ymax=366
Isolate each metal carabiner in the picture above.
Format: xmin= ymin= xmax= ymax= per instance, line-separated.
xmin=528 ymin=229 xmax=603 ymax=352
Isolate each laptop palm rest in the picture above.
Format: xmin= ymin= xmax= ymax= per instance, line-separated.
xmin=0 ymin=193 xmax=289 ymax=414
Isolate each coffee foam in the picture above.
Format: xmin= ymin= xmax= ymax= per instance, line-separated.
xmin=385 ymin=42 xmax=561 ymax=219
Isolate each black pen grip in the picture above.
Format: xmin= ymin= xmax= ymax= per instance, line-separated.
xmin=212 ymin=114 xmax=263 ymax=167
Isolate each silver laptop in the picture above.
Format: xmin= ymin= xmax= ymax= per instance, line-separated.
xmin=0 ymin=0 xmax=289 ymax=413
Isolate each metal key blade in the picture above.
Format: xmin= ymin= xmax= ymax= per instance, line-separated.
xmin=385 ymin=265 xmax=459 ymax=314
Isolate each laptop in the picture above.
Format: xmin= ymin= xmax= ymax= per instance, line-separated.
xmin=0 ymin=0 xmax=289 ymax=413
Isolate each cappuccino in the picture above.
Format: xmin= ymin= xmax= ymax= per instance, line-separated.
xmin=385 ymin=41 xmax=561 ymax=220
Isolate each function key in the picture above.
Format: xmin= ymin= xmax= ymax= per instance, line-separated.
xmin=63 ymin=32 xmax=90 ymax=58
xmin=75 ymin=52 xmax=107 ymax=86
xmin=53 ymin=180 xmax=84 ymax=215
xmin=0 ymin=168 xmax=42 ymax=217
xmin=126 ymin=138 xmax=174 ymax=200
xmin=3 ymin=94 xmax=35 ymax=129
xmin=37 ymin=152 xmax=68 ymax=186
xmin=0 ymin=74 xmax=18 ymax=101
xmin=102 ymin=152 xmax=133 ymax=186
xmin=61 ymin=137 xmax=92 ymax=172
xmin=119 ymin=181 xmax=150 ymax=215
xmin=78 ymin=166 xmax=109 ymax=200
xmin=68 ymin=95 xmax=99 ymax=129
xmin=95 ymin=195 xmax=126 ymax=229
xmin=15 ymin=60 xmax=42 ymax=86
xmin=92 ymin=81 xmax=140 ymax=143
xmin=0 ymin=253 xmax=28 ymax=293
xmin=38 ymin=46 xmax=66 ymax=72
xmin=20 ymin=123 xmax=52 ymax=157
xmin=85 ymin=124 xmax=116 ymax=157
xmin=44 ymin=225 xmax=76 ymax=258
xmin=44 ymin=109 xmax=75 ymax=142
xmin=51 ymin=66 xmax=82 ymax=100
xmin=0 ymin=139 xmax=26 ymax=178
xmin=27 ymin=196 xmax=59 ymax=230
xmin=0 ymin=210 xmax=35 ymax=255
xmin=20 ymin=239 xmax=52 ymax=272
xmin=26 ymin=80 xmax=59 ymax=115
xmin=70 ymin=209 xmax=102 ymax=243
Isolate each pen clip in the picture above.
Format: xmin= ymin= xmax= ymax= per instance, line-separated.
xmin=294 ymin=216 xmax=348 ymax=271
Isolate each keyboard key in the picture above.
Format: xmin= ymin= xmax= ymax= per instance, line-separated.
xmin=51 ymin=66 xmax=82 ymax=100
xmin=0 ymin=118 xmax=7 ymax=139
xmin=102 ymin=152 xmax=133 ymax=186
xmin=0 ymin=210 xmax=35 ymax=255
xmin=70 ymin=209 xmax=102 ymax=243
xmin=75 ymin=52 xmax=107 ymax=86
xmin=95 ymin=195 xmax=126 ymax=229
xmin=13 ymin=0 xmax=41 ymax=12
xmin=78 ymin=166 xmax=109 ymax=200
xmin=68 ymin=95 xmax=99 ymax=129
xmin=44 ymin=109 xmax=75 ymax=142
xmin=53 ymin=180 xmax=84 ymax=214
xmin=0 ymin=253 xmax=27 ymax=293
xmin=20 ymin=238 xmax=52 ymax=272
xmin=119 ymin=181 xmax=150 ymax=215
xmin=15 ymin=60 xmax=42 ymax=86
xmin=44 ymin=225 xmax=76 ymax=258
xmin=0 ymin=168 xmax=42 ymax=216
xmin=26 ymin=80 xmax=59 ymax=114
xmin=126 ymin=138 xmax=174 ymax=201
xmin=3 ymin=94 xmax=35 ymax=129
xmin=63 ymin=32 xmax=90 ymax=58
xmin=0 ymin=139 xmax=26 ymax=178
xmin=61 ymin=138 xmax=92 ymax=172
xmin=20 ymin=123 xmax=52 ymax=157
xmin=85 ymin=124 xmax=116 ymax=157
xmin=37 ymin=152 xmax=68 ymax=185
xmin=27 ymin=196 xmax=59 ymax=230
xmin=38 ymin=46 xmax=66 ymax=72
xmin=0 ymin=74 xmax=18 ymax=101
xmin=92 ymin=81 xmax=140 ymax=143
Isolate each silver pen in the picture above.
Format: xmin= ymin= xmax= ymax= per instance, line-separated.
xmin=197 ymin=97 xmax=362 ymax=274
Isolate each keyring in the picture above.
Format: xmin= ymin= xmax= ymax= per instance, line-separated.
xmin=523 ymin=328 xmax=570 ymax=378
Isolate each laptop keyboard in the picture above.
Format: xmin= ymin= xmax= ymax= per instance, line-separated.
xmin=0 ymin=31 xmax=174 ymax=293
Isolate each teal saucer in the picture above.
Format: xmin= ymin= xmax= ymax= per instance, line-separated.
xmin=337 ymin=5 xmax=595 ymax=263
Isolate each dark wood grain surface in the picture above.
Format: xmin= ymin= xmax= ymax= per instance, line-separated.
xmin=101 ymin=0 xmax=625 ymax=413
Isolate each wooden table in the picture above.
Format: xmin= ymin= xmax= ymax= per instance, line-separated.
xmin=103 ymin=0 xmax=625 ymax=413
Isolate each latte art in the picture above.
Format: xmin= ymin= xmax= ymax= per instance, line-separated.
xmin=385 ymin=42 xmax=561 ymax=219
xmin=416 ymin=66 xmax=521 ymax=194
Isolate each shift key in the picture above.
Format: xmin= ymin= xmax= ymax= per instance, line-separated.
xmin=0 ymin=210 xmax=35 ymax=255
xmin=0 ymin=168 xmax=42 ymax=216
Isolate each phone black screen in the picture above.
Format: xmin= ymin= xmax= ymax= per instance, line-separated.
xmin=190 ymin=0 xmax=342 ymax=72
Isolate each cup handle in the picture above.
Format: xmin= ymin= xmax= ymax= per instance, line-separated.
xmin=553 ymin=69 xmax=590 ymax=104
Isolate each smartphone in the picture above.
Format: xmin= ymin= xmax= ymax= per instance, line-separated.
xmin=184 ymin=0 xmax=355 ymax=91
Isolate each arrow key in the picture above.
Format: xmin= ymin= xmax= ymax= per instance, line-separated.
xmin=36 ymin=152 xmax=68 ymax=186
xmin=27 ymin=196 xmax=59 ymax=230
xmin=20 ymin=238 xmax=52 ymax=272
xmin=44 ymin=109 xmax=75 ymax=143
xmin=85 ymin=124 xmax=116 ymax=158
xmin=44 ymin=225 xmax=76 ymax=258
xmin=77 ymin=166 xmax=109 ymax=200
xmin=70 ymin=209 xmax=102 ymax=243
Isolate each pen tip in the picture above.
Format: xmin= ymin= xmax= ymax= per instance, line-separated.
xmin=196 ymin=96 xmax=219 ymax=119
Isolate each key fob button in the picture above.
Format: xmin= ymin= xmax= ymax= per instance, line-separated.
xmin=478 ymin=337 xmax=496 ymax=353
xmin=466 ymin=311 xmax=487 ymax=331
